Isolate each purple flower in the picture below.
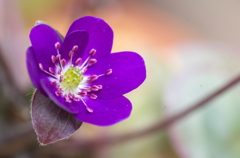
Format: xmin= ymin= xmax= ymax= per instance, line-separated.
xmin=26 ymin=16 xmax=146 ymax=126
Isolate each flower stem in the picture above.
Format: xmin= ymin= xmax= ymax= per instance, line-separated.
xmin=3 ymin=73 xmax=240 ymax=151
xmin=57 ymin=73 xmax=240 ymax=149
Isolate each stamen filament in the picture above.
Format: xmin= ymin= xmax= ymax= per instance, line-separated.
xmin=39 ymin=63 xmax=57 ymax=78
xmin=79 ymin=56 xmax=91 ymax=70
xmin=44 ymin=71 xmax=57 ymax=78
xmin=69 ymin=51 xmax=74 ymax=65
xmin=55 ymin=42 xmax=63 ymax=70
xmin=79 ymin=49 xmax=97 ymax=70
xmin=80 ymin=98 xmax=93 ymax=113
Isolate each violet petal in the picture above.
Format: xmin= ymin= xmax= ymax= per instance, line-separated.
xmin=85 ymin=51 xmax=146 ymax=98
xmin=40 ymin=79 xmax=80 ymax=114
xmin=26 ymin=46 xmax=48 ymax=97
xmin=66 ymin=16 xmax=113 ymax=60
xmin=60 ymin=30 xmax=89 ymax=63
xmin=30 ymin=24 xmax=62 ymax=69
xmin=74 ymin=96 xmax=132 ymax=126
xmin=31 ymin=90 xmax=82 ymax=145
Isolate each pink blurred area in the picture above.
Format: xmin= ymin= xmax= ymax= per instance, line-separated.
xmin=0 ymin=0 xmax=199 ymax=92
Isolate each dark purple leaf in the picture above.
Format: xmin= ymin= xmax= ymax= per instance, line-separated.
xmin=31 ymin=90 xmax=82 ymax=145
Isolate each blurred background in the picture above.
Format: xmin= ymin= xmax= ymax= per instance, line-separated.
xmin=1 ymin=0 xmax=240 ymax=157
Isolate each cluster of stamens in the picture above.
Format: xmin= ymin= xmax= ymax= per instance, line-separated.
xmin=38 ymin=42 xmax=112 ymax=113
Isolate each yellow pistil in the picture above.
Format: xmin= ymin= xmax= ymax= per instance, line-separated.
xmin=60 ymin=66 xmax=83 ymax=93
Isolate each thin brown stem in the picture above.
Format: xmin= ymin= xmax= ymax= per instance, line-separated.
xmin=3 ymin=72 xmax=240 ymax=153
xmin=55 ymin=73 xmax=240 ymax=150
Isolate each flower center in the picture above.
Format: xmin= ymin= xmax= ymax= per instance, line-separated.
xmin=60 ymin=66 xmax=83 ymax=92
xmin=38 ymin=43 xmax=113 ymax=113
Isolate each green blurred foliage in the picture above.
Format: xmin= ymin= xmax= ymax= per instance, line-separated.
xmin=165 ymin=43 xmax=240 ymax=158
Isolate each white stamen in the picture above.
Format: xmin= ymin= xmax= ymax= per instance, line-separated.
xmin=80 ymin=98 xmax=93 ymax=113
